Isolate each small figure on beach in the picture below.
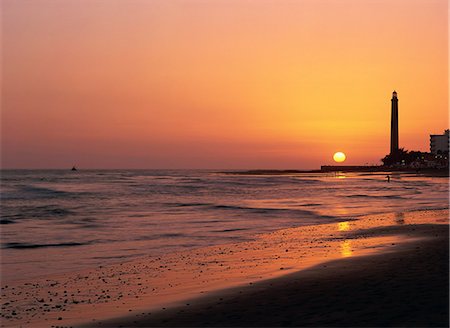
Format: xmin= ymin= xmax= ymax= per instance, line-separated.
xmin=386 ymin=175 xmax=390 ymax=183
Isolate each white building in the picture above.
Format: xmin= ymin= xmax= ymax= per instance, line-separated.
xmin=430 ymin=129 xmax=449 ymax=154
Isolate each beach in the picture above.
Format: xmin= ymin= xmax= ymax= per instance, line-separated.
xmin=105 ymin=218 xmax=449 ymax=327
xmin=1 ymin=208 xmax=448 ymax=327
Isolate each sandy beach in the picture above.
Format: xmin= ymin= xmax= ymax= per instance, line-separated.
xmin=104 ymin=223 xmax=449 ymax=327
xmin=103 ymin=226 xmax=449 ymax=327
xmin=1 ymin=208 xmax=447 ymax=327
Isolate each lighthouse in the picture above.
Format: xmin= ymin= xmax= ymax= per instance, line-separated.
xmin=390 ymin=91 xmax=399 ymax=155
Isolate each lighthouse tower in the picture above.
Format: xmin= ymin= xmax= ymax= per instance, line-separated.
xmin=390 ymin=91 xmax=399 ymax=155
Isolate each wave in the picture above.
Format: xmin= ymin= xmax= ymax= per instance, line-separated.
xmin=0 ymin=219 xmax=16 ymax=224
xmin=134 ymin=233 xmax=186 ymax=241
xmin=170 ymin=202 xmax=312 ymax=212
xmin=45 ymin=207 xmax=74 ymax=216
xmin=346 ymin=194 xmax=405 ymax=199
xmin=213 ymin=228 xmax=249 ymax=232
xmin=189 ymin=219 xmax=223 ymax=224
xmin=3 ymin=242 xmax=87 ymax=249
xmin=2 ymin=184 xmax=83 ymax=200
xmin=211 ymin=204 xmax=316 ymax=215
xmin=167 ymin=202 xmax=331 ymax=221
xmin=159 ymin=233 xmax=184 ymax=238
xmin=1 ymin=206 xmax=75 ymax=221
xmin=170 ymin=203 xmax=212 ymax=207
xmin=20 ymin=185 xmax=71 ymax=197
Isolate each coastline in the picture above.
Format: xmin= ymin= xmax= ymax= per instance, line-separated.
xmin=102 ymin=224 xmax=449 ymax=327
xmin=2 ymin=169 xmax=448 ymax=284
xmin=223 ymin=168 xmax=449 ymax=177
xmin=1 ymin=209 xmax=448 ymax=327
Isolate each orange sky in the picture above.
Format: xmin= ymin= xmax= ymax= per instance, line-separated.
xmin=2 ymin=0 xmax=448 ymax=169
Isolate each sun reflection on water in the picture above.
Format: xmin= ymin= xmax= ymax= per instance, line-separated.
xmin=337 ymin=221 xmax=351 ymax=231
xmin=340 ymin=240 xmax=353 ymax=257
xmin=335 ymin=173 xmax=346 ymax=179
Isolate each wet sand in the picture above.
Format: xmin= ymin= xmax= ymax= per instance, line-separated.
xmin=1 ymin=209 xmax=448 ymax=327
xmin=103 ymin=223 xmax=449 ymax=327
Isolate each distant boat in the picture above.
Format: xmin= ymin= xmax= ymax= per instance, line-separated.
xmin=71 ymin=166 xmax=77 ymax=171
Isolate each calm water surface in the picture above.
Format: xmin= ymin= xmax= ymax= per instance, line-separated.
xmin=1 ymin=170 xmax=448 ymax=282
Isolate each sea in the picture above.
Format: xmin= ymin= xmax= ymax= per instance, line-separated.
xmin=1 ymin=169 xmax=448 ymax=282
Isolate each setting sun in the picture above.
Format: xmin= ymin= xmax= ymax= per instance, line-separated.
xmin=333 ymin=152 xmax=346 ymax=163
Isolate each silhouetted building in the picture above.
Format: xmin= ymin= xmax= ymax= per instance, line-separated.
xmin=390 ymin=91 xmax=399 ymax=155
xmin=430 ymin=129 xmax=449 ymax=154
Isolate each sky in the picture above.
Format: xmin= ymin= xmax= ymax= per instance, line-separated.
xmin=1 ymin=0 xmax=448 ymax=169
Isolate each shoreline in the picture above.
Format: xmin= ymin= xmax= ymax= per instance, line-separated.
xmin=222 ymin=168 xmax=449 ymax=176
xmin=1 ymin=208 xmax=448 ymax=327
xmin=4 ymin=205 xmax=446 ymax=286
xmin=102 ymin=224 xmax=449 ymax=327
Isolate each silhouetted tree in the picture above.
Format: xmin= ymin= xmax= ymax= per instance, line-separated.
xmin=381 ymin=148 xmax=430 ymax=167
xmin=381 ymin=148 xmax=408 ymax=166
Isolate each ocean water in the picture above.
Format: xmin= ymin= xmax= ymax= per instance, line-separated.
xmin=1 ymin=169 xmax=448 ymax=282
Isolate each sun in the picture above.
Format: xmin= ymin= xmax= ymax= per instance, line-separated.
xmin=333 ymin=152 xmax=346 ymax=163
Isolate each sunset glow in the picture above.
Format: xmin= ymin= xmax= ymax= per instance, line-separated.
xmin=2 ymin=0 xmax=448 ymax=169
xmin=1 ymin=1 xmax=449 ymax=323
